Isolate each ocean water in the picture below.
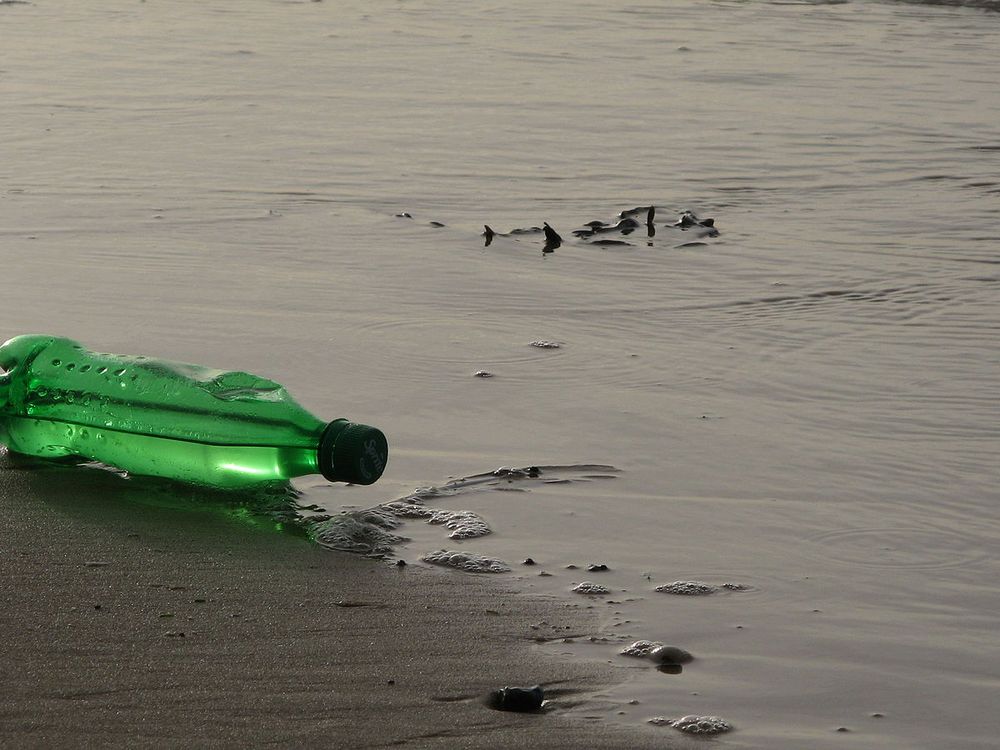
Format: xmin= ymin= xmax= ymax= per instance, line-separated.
xmin=2 ymin=0 xmax=999 ymax=747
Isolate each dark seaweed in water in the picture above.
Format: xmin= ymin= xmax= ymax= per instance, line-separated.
xmin=478 ymin=206 xmax=718 ymax=252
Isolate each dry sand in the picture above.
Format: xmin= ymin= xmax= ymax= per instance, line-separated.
xmin=0 ymin=460 xmax=672 ymax=749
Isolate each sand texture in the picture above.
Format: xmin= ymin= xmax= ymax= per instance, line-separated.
xmin=0 ymin=463 xmax=672 ymax=749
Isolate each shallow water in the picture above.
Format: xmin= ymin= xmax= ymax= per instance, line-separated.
xmin=3 ymin=0 xmax=999 ymax=747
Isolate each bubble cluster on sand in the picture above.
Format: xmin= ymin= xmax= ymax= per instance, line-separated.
xmin=423 ymin=549 xmax=511 ymax=573
xmin=572 ymin=581 xmax=611 ymax=595
xmin=529 ymin=340 xmax=561 ymax=349
xmin=311 ymin=512 xmax=406 ymax=556
xmin=380 ymin=500 xmax=434 ymax=519
xmin=352 ymin=508 xmax=403 ymax=529
xmin=655 ymin=580 xmax=716 ymax=595
xmin=378 ymin=500 xmax=492 ymax=540
xmin=426 ymin=509 xmax=491 ymax=539
xmin=668 ymin=715 xmax=733 ymax=735
xmin=722 ymin=582 xmax=750 ymax=591
xmin=621 ymin=640 xmax=663 ymax=657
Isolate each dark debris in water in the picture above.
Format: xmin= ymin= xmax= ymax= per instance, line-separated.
xmin=429 ymin=205 xmax=720 ymax=253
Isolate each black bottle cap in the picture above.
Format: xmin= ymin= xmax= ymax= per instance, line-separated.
xmin=318 ymin=420 xmax=388 ymax=485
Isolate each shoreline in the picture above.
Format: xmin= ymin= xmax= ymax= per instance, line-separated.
xmin=0 ymin=461 xmax=673 ymax=749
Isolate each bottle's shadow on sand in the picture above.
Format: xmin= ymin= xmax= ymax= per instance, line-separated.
xmin=0 ymin=449 xmax=311 ymax=541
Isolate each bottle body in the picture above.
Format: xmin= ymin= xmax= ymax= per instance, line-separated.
xmin=0 ymin=335 xmax=387 ymax=489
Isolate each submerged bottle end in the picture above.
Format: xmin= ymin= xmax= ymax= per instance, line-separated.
xmin=318 ymin=420 xmax=388 ymax=485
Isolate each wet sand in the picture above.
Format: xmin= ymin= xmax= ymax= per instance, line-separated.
xmin=0 ymin=462 xmax=673 ymax=749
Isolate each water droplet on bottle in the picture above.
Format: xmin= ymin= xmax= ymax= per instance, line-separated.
xmin=66 ymin=363 xmax=76 ymax=371
xmin=52 ymin=359 xmax=62 ymax=367
xmin=97 ymin=367 xmax=108 ymax=374
xmin=114 ymin=368 xmax=126 ymax=377
xmin=80 ymin=365 xmax=91 ymax=372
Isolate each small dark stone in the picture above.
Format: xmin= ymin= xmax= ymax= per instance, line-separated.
xmin=387 ymin=679 xmax=395 ymax=686
xmin=485 ymin=684 xmax=544 ymax=712
xmin=93 ymin=604 xmax=101 ymax=610
xmin=836 ymin=727 xmax=850 ymax=733
xmin=523 ymin=558 xmax=537 ymax=566
xmin=565 ymin=564 xmax=578 ymax=570
xmin=395 ymin=559 xmax=407 ymax=567
xmin=587 ymin=564 xmax=609 ymax=572
xmin=647 ymin=645 xmax=694 ymax=665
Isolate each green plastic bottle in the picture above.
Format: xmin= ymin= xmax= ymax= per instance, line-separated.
xmin=0 ymin=335 xmax=387 ymax=489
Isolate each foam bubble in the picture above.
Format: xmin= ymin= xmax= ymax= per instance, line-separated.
xmin=353 ymin=508 xmax=403 ymax=529
xmin=380 ymin=500 xmax=492 ymax=539
xmin=426 ymin=509 xmax=492 ymax=539
xmin=655 ymin=580 xmax=716 ymax=596
xmin=572 ymin=581 xmax=611 ymax=595
xmin=671 ymin=715 xmax=733 ymax=735
xmin=380 ymin=500 xmax=434 ymax=519
xmin=422 ymin=549 xmax=511 ymax=573
xmin=311 ymin=513 xmax=407 ymax=556
xmin=621 ymin=640 xmax=663 ymax=657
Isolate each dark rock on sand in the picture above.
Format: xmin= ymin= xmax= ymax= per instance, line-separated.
xmin=486 ymin=684 xmax=545 ymax=712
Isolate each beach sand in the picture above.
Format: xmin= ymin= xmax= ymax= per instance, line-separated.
xmin=0 ymin=460 xmax=671 ymax=749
